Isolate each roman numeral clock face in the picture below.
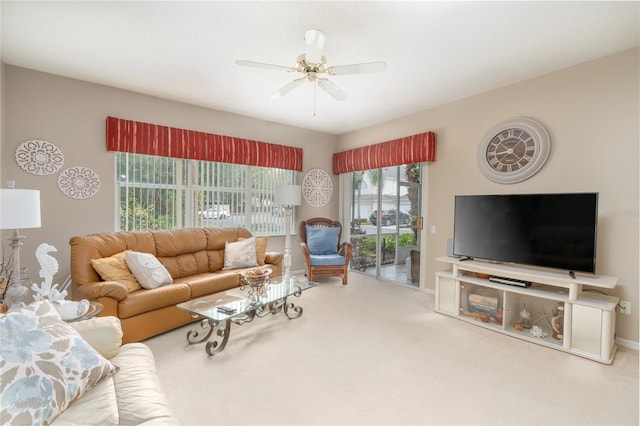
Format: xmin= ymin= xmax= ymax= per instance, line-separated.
xmin=477 ymin=118 xmax=551 ymax=184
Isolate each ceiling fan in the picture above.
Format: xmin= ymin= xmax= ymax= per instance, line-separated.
xmin=235 ymin=29 xmax=387 ymax=103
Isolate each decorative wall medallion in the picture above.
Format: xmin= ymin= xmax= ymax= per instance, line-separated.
xmin=15 ymin=139 xmax=64 ymax=176
xmin=302 ymin=168 xmax=333 ymax=207
xmin=58 ymin=166 xmax=101 ymax=200
xmin=477 ymin=117 xmax=551 ymax=184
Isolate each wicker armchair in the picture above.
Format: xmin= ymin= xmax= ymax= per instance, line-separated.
xmin=299 ymin=217 xmax=352 ymax=285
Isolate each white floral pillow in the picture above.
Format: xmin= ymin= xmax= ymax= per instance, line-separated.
xmin=223 ymin=237 xmax=258 ymax=270
xmin=125 ymin=251 xmax=173 ymax=289
xmin=0 ymin=300 xmax=118 ymax=425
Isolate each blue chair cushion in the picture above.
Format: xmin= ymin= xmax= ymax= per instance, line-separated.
xmin=309 ymin=254 xmax=346 ymax=266
xmin=306 ymin=225 xmax=340 ymax=255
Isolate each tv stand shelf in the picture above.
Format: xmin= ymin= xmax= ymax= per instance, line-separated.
xmin=435 ymin=256 xmax=619 ymax=364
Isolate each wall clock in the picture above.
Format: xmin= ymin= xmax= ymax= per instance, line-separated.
xmin=302 ymin=168 xmax=333 ymax=207
xmin=477 ymin=117 xmax=551 ymax=184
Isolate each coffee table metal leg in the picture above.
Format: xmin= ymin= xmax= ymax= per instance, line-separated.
xmin=283 ymin=299 xmax=303 ymax=319
xmin=205 ymin=319 xmax=231 ymax=356
xmin=186 ymin=319 xmax=231 ymax=356
xmin=186 ymin=318 xmax=215 ymax=343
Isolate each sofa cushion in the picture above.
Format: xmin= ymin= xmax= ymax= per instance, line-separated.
xmin=306 ymin=226 xmax=340 ymax=255
xmin=70 ymin=231 xmax=156 ymax=287
xmin=51 ymin=375 xmax=119 ymax=425
xmin=110 ymin=343 xmax=178 ymax=425
xmin=204 ymin=227 xmax=253 ymax=250
xmin=0 ymin=300 xmax=117 ymax=425
xmin=118 ymin=283 xmax=191 ymax=319
xmin=52 ymin=343 xmax=179 ymax=425
xmin=125 ymin=251 xmax=173 ymax=289
xmin=309 ymin=253 xmax=346 ymax=266
xmin=207 ymin=249 xmax=225 ymax=272
xmin=91 ymin=252 xmax=141 ymax=292
xmin=174 ymin=271 xmax=240 ymax=298
xmin=223 ymin=237 xmax=258 ymax=270
xmin=159 ymin=250 xmax=210 ymax=279
xmin=152 ymin=228 xmax=207 ymax=257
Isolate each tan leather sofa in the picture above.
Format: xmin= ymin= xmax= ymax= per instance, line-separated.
xmin=70 ymin=227 xmax=283 ymax=343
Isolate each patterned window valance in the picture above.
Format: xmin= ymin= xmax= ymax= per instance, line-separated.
xmin=332 ymin=131 xmax=436 ymax=174
xmin=106 ymin=116 xmax=303 ymax=171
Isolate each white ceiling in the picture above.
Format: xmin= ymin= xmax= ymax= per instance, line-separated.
xmin=1 ymin=1 xmax=638 ymax=135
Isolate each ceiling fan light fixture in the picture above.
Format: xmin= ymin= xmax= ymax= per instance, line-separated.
xmin=304 ymin=29 xmax=326 ymax=64
xmin=236 ymin=29 xmax=387 ymax=109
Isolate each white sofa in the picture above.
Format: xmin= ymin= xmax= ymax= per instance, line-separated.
xmin=57 ymin=317 xmax=178 ymax=425
xmin=0 ymin=300 xmax=178 ymax=425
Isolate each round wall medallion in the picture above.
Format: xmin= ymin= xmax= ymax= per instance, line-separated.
xmin=58 ymin=166 xmax=101 ymax=200
xmin=302 ymin=168 xmax=333 ymax=207
xmin=15 ymin=139 xmax=64 ymax=176
xmin=477 ymin=117 xmax=550 ymax=184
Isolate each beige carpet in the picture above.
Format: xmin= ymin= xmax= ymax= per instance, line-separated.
xmin=145 ymin=273 xmax=639 ymax=426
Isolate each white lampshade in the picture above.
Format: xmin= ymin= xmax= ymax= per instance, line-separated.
xmin=274 ymin=185 xmax=302 ymax=206
xmin=0 ymin=189 xmax=42 ymax=230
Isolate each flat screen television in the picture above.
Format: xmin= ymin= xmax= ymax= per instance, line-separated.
xmin=453 ymin=193 xmax=598 ymax=274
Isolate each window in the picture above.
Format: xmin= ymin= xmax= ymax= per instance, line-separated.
xmin=116 ymin=153 xmax=296 ymax=236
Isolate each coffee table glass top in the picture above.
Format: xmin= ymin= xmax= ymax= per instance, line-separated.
xmin=177 ymin=276 xmax=317 ymax=321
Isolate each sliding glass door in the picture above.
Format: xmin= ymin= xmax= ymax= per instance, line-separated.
xmin=348 ymin=164 xmax=422 ymax=286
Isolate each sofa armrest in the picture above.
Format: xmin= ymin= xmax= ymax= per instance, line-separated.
xmin=68 ymin=316 xmax=123 ymax=359
xmin=77 ymin=280 xmax=129 ymax=302
xmin=264 ymin=251 xmax=284 ymax=266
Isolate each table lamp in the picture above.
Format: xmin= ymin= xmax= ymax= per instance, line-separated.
xmin=274 ymin=185 xmax=301 ymax=280
xmin=0 ymin=182 xmax=42 ymax=305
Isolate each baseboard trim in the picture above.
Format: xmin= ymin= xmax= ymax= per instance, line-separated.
xmin=421 ymin=287 xmax=435 ymax=295
xmin=616 ymin=337 xmax=639 ymax=351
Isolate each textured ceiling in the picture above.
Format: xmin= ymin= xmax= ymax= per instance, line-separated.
xmin=2 ymin=1 xmax=638 ymax=135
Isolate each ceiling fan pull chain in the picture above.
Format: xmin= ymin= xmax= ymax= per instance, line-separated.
xmin=313 ymin=81 xmax=317 ymax=117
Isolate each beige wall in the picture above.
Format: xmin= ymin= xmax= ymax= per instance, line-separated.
xmin=1 ymin=65 xmax=339 ymax=292
xmin=2 ymin=48 xmax=638 ymax=345
xmin=338 ymin=47 xmax=639 ymax=344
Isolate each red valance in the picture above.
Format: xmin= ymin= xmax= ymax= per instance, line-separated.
xmin=332 ymin=131 xmax=436 ymax=174
xmin=106 ymin=116 xmax=303 ymax=171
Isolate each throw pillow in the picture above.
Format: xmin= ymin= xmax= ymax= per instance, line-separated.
xmin=125 ymin=251 xmax=173 ymax=290
xmin=0 ymin=300 xmax=118 ymax=425
xmin=68 ymin=316 xmax=123 ymax=360
xmin=239 ymin=236 xmax=268 ymax=265
xmin=91 ymin=252 xmax=141 ymax=292
xmin=223 ymin=237 xmax=258 ymax=270
xmin=306 ymin=225 xmax=340 ymax=255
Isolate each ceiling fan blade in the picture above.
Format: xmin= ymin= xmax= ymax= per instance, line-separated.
xmin=318 ymin=78 xmax=348 ymax=101
xmin=270 ymin=78 xmax=305 ymax=100
xmin=235 ymin=60 xmax=296 ymax=72
xmin=305 ymin=29 xmax=326 ymax=64
xmin=328 ymin=61 xmax=388 ymax=75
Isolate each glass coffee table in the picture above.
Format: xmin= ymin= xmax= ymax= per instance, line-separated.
xmin=177 ymin=276 xmax=317 ymax=356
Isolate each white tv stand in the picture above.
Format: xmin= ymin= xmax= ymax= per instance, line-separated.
xmin=435 ymin=256 xmax=619 ymax=364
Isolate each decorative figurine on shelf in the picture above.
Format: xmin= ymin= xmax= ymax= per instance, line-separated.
xmin=551 ymin=302 xmax=564 ymax=340
xmin=31 ymin=243 xmax=89 ymax=321
xmin=520 ymin=305 xmax=532 ymax=329
xmin=494 ymin=307 xmax=504 ymax=325
xmin=530 ymin=325 xmax=548 ymax=338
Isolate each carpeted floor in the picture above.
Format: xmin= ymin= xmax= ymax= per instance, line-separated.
xmin=145 ymin=273 xmax=639 ymax=425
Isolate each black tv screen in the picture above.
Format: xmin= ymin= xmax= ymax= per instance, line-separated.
xmin=453 ymin=193 xmax=598 ymax=273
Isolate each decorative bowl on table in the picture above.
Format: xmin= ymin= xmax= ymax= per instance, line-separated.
xmin=239 ymin=267 xmax=272 ymax=299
